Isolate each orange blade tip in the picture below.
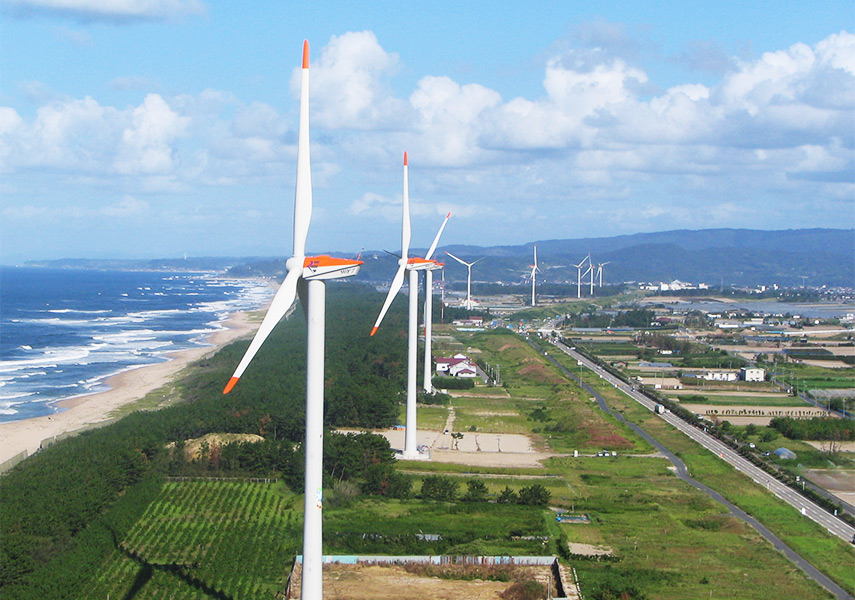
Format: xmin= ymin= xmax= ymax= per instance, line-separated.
xmin=403 ymin=151 xmax=407 ymax=166
xmin=445 ymin=212 xmax=451 ymax=218
xmin=223 ymin=376 xmax=239 ymax=395
xmin=370 ymin=326 xmax=379 ymax=337
xmin=302 ymin=40 xmax=309 ymax=69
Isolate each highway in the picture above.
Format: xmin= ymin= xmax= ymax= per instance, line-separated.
xmin=550 ymin=338 xmax=855 ymax=544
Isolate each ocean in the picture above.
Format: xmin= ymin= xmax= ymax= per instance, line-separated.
xmin=0 ymin=266 xmax=273 ymax=423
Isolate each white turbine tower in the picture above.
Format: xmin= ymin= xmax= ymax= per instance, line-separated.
xmin=423 ymin=213 xmax=451 ymax=393
xmin=575 ymin=255 xmax=589 ymax=299
xmin=222 ymin=41 xmax=362 ymax=600
xmin=445 ymin=252 xmax=483 ymax=310
xmin=370 ymin=152 xmax=440 ymax=459
xmin=529 ymin=244 xmax=540 ymax=306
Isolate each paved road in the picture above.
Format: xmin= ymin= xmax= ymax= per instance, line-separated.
xmin=538 ymin=337 xmax=854 ymax=600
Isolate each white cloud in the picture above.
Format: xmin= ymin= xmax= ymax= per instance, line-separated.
xmin=115 ymin=94 xmax=188 ymax=174
xmin=2 ymin=29 xmax=853 ymax=256
xmin=7 ymin=0 xmax=206 ymax=21
xmin=302 ymin=31 xmax=409 ymax=130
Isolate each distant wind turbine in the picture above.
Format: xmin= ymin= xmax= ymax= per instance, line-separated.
xmin=423 ymin=213 xmax=451 ymax=393
xmin=222 ymin=41 xmax=362 ymax=600
xmin=445 ymin=252 xmax=484 ymax=310
xmin=370 ymin=152 xmax=441 ymax=459
xmin=589 ymin=257 xmax=595 ymax=295
xmin=597 ymin=261 xmax=611 ymax=287
xmin=575 ymin=255 xmax=589 ymax=299
xmin=529 ymin=245 xmax=540 ymax=306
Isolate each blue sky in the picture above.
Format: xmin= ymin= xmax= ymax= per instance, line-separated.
xmin=1 ymin=0 xmax=853 ymax=262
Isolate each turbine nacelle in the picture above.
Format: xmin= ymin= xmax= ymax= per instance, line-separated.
xmin=407 ymin=257 xmax=440 ymax=271
xmin=303 ymin=255 xmax=363 ymax=280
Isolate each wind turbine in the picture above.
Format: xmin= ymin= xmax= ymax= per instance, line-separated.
xmin=423 ymin=213 xmax=451 ymax=393
xmin=575 ymin=255 xmax=589 ymax=299
xmin=528 ymin=244 xmax=540 ymax=306
xmin=588 ymin=256 xmax=595 ymax=295
xmin=597 ymin=261 xmax=611 ymax=287
xmin=445 ymin=252 xmax=484 ymax=310
xmin=222 ymin=41 xmax=362 ymax=600
xmin=370 ymin=152 xmax=440 ymax=459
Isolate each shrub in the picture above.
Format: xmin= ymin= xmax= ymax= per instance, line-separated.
xmin=420 ymin=475 xmax=458 ymax=501
xmin=517 ymin=484 xmax=551 ymax=507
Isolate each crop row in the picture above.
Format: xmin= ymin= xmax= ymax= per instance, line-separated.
xmin=80 ymin=481 xmax=298 ymax=599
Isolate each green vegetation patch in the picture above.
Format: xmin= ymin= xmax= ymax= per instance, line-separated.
xmin=84 ymin=481 xmax=299 ymax=600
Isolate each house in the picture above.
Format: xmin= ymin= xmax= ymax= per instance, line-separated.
xmin=436 ymin=353 xmax=477 ymax=377
xmin=448 ymin=362 xmax=478 ymax=378
xmin=740 ymin=366 xmax=766 ymax=382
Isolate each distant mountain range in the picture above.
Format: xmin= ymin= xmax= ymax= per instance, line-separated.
xmin=436 ymin=228 xmax=854 ymax=288
xmin=21 ymin=229 xmax=854 ymax=288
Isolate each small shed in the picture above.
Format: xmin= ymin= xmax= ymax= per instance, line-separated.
xmin=773 ymin=447 xmax=797 ymax=460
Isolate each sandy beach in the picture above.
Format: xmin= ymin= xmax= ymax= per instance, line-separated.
xmin=0 ymin=312 xmax=256 ymax=466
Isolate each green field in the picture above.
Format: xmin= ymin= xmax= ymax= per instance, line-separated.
xmin=82 ymin=481 xmax=300 ymax=600
xmin=450 ymin=396 xmax=531 ymax=434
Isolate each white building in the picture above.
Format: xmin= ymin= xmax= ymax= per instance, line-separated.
xmin=741 ymin=367 xmax=766 ymax=382
xmin=702 ymin=370 xmax=739 ymax=382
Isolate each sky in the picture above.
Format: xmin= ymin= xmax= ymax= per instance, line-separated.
xmin=1 ymin=0 xmax=853 ymax=262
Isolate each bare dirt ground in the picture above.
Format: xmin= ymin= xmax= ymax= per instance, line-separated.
xmin=680 ymin=404 xmax=830 ymax=426
xmin=803 ymin=468 xmax=855 ymax=505
xmin=804 ymin=441 xmax=855 ymax=452
xmin=566 ymin=542 xmax=614 ymax=556
xmin=289 ymin=563 xmax=555 ymax=600
xmin=800 ymin=359 xmax=852 ymax=369
xmin=337 ymin=426 xmax=555 ymax=469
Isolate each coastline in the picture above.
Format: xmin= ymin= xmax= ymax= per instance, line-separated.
xmin=0 ymin=311 xmax=256 ymax=466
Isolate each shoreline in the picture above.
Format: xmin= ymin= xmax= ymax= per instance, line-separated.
xmin=0 ymin=311 xmax=256 ymax=466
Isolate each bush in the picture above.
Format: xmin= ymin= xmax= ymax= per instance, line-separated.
xmin=432 ymin=376 xmax=475 ymax=390
xmin=462 ymin=479 xmax=489 ymax=502
xmin=518 ymin=484 xmax=551 ymax=507
xmin=497 ymin=486 xmax=518 ymax=504
xmin=420 ymin=475 xmax=458 ymax=501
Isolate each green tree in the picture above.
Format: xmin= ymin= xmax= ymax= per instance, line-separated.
xmin=497 ymin=486 xmax=517 ymax=504
xmin=420 ymin=475 xmax=458 ymax=501
xmin=517 ymin=484 xmax=551 ymax=506
xmin=462 ymin=479 xmax=488 ymax=502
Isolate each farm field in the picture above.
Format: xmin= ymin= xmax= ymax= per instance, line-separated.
xmin=668 ymin=391 xmax=810 ymax=407
xmin=82 ymin=480 xmax=300 ymax=600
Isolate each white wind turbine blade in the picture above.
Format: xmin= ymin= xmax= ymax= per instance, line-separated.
xmin=370 ymin=152 xmax=411 ymax=336
xmin=445 ymin=251 xmax=468 ymax=267
xmin=223 ymin=41 xmax=313 ymax=395
xmin=370 ymin=263 xmax=406 ymax=336
xmin=224 ymin=267 xmax=301 ymax=393
xmin=292 ymin=40 xmax=312 ymax=258
xmin=424 ymin=212 xmax=451 ymax=260
xmin=401 ymin=151 xmax=411 ymax=260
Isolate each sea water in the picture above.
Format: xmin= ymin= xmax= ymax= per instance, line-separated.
xmin=0 ymin=266 xmax=273 ymax=423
